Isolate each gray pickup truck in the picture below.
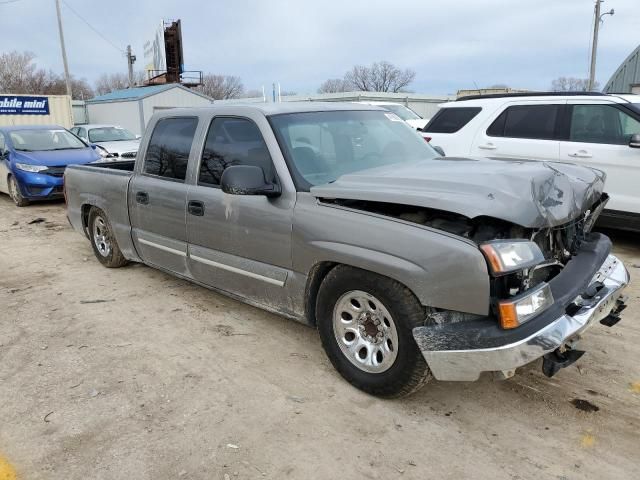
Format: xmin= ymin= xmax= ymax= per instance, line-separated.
xmin=65 ymin=103 xmax=630 ymax=397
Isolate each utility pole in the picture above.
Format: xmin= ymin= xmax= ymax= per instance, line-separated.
xmin=588 ymin=0 xmax=614 ymax=91
xmin=127 ymin=45 xmax=137 ymax=88
xmin=54 ymin=0 xmax=72 ymax=97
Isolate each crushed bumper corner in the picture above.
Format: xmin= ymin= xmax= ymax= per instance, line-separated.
xmin=414 ymin=254 xmax=630 ymax=382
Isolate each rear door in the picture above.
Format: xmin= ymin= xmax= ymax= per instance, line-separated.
xmin=559 ymin=101 xmax=640 ymax=214
xmin=470 ymin=101 xmax=564 ymax=160
xmin=185 ymin=115 xmax=295 ymax=311
xmin=129 ymin=116 xmax=199 ymax=276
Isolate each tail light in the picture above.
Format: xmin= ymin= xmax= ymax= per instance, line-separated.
xmin=423 ymin=136 xmax=432 ymax=142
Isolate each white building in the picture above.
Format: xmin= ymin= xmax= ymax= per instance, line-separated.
xmin=85 ymin=84 xmax=213 ymax=135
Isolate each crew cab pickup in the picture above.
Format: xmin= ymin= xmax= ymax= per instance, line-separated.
xmin=65 ymin=103 xmax=630 ymax=397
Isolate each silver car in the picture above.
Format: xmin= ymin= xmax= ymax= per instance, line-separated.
xmin=64 ymin=103 xmax=630 ymax=397
xmin=70 ymin=124 xmax=140 ymax=160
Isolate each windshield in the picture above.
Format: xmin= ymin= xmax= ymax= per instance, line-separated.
xmin=9 ymin=129 xmax=87 ymax=151
xmin=270 ymin=110 xmax=438 ymax=189
xmin=381 ymin=104 xmax=422 ymax=121
xmin=88 ymin=127 xmax=136 ymax=142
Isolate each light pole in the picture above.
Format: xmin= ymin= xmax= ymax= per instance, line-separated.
xmin=588 ymin=0 xmax=614 ymax=91
xmin=54 ymin=0 xmax=72 ymax=97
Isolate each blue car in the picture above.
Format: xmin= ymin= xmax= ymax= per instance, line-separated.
xmin=0 ymin=125 xmax=101 ymax=206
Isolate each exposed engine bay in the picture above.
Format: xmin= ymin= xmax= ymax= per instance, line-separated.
xmin=321 ymin=193 xmax=609 ymax=302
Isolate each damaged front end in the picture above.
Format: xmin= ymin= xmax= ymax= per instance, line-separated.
xmin=320 ymin=192 xmax=628 ymax=382
xmin=408 ymin=193 xmax=630 ymax=382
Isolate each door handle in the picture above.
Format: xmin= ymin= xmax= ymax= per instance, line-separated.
xmin=135 ymin=191 xmax=149 ymax=204
xmin=568 ymin=150 xmax=592 ymax=158
xmin=478 ymin=143 xmax=497 ymax=150
xmin=188 ymin=200 xmax=205 ymax=216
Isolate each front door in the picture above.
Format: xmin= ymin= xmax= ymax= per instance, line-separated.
xmin=559 ymin=101 xmax=640 ymax=215
xmin=129 ymin=116 xmax=199 ymax=277
xmin=185 ymin=116 xmax=294 ymax=312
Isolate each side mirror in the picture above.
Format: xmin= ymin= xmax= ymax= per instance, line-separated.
xmin=432 ymin=145 xmax=445 ymax=156
xmin=0 ymin=150 xmax=8 ymax=160
xmin=629 ymin=134 xmax=640 ymax=148
xmin=221 ymin=165 xmax=281 ymax=198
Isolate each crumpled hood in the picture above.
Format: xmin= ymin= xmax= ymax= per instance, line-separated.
xmin=94 ymin=139 xmax=139 ymax=154
xmin=12 ymin=148 xmax=101 ymax=167
xmin=310 ymin=157 xmax=606 ymax=228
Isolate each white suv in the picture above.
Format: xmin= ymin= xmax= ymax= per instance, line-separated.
xmin=421 ymin=92 xmax=640 ymax=231
xmin=356 ymin=101 xmax=429 ymax=130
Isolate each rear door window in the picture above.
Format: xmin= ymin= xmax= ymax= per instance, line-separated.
xmin=424 ymin=107 xmax=482 ymax=133
xmin=198 ymin=117 xmax=274 ymax=187
xmin=488 ymin=105 xmax=559 ymax=140
xmin=144 ymin=117 xmax=198 ymax=181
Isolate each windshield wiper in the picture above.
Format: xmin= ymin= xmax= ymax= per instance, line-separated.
xmin=14 ymin=148 xmax=34 ymax=152
xmin=42 ymin=147 xmax=84 ymax=151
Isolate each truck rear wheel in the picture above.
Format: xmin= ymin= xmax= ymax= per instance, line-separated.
xmin=316 ymin=265 xmax=432 ymax=397
xmin=88 ymin=207 xmax=128 ymax=268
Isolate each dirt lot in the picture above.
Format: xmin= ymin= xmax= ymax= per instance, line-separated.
xmin=0 ymin=197 xmax=638 ymax=480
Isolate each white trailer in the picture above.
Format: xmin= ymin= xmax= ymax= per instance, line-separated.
xmin=0 ymin=94 xmax=73 ymax=128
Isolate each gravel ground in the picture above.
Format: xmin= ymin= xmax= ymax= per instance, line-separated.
xmin=0 ymin=197 xmax=639 ymax=480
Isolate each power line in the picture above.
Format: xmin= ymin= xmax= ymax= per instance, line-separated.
xmin=61 ymin=0 xmax=125 ymax=55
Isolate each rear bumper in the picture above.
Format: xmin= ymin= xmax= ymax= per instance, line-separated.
xmin=414 ymin=235 xmax=630 ymax=381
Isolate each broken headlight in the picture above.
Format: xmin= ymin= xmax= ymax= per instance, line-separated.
xmin=479 ymin=240 xmax=545 ymax=276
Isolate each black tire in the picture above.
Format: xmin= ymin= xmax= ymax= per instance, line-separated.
xmin=316 ymin=265 xmax=432 ymax=398
xmin=8 ymin=175 xmax=29 ymax=207
xmin=88 ymin=207 xmax=128 ymax=268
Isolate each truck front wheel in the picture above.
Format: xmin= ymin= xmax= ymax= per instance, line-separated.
xmin=316 ymin=265 xmax=432 ymax=397
xmin=88 ymin=207 xmax=128 ymax=268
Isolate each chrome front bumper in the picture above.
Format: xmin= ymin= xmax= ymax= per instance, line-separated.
xmin=418 ymin=254 xmax=630 ymax=381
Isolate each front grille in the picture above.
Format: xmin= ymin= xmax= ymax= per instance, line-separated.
xmin=120 ymin=151 xmax=137 ymax=159
xmin=43 ymin=166 xmax=65 ymax=177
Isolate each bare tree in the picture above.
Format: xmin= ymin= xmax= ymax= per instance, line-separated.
xmin=195 ymin=74 xmax=244 ymax=100
xmin=318 ymin=78 xmax=350 ymax=94
xmin=340 ymin=61 xmax=415 ymax=93
xmin=551 ymin=77 xmax=599 ymax=92
xmin=0 ymin=51 xmax=39 ymax=93
xmin=95 ymin=72 xmax=145 ymax=95
xmin=0 ymin=50 xmax=93 ymax=99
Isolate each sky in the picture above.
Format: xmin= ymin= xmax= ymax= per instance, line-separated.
xmin=2 ymin=0 xmax=638 ymax=96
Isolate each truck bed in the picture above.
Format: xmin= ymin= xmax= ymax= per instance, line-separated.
xmin=65 ymin=161 xmax=139 ymax=261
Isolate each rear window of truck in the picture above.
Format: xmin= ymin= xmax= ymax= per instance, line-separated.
xmin=143 ymin=117 xmax=198 ymax=181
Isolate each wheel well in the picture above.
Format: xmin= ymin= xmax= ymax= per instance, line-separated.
xmin=304 ymin=262 xmax=338 ymax=327
xmin=304 ymin=262 xmax=429 ymax=327
xmin=81 ymin=204 xmax=94 ymax=238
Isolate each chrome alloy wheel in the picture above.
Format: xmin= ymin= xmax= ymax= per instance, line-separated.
xmin=332 ymin=290 xmax=399 ymax=373
xmin=92 ymin=215 xmax=112 ymax=257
